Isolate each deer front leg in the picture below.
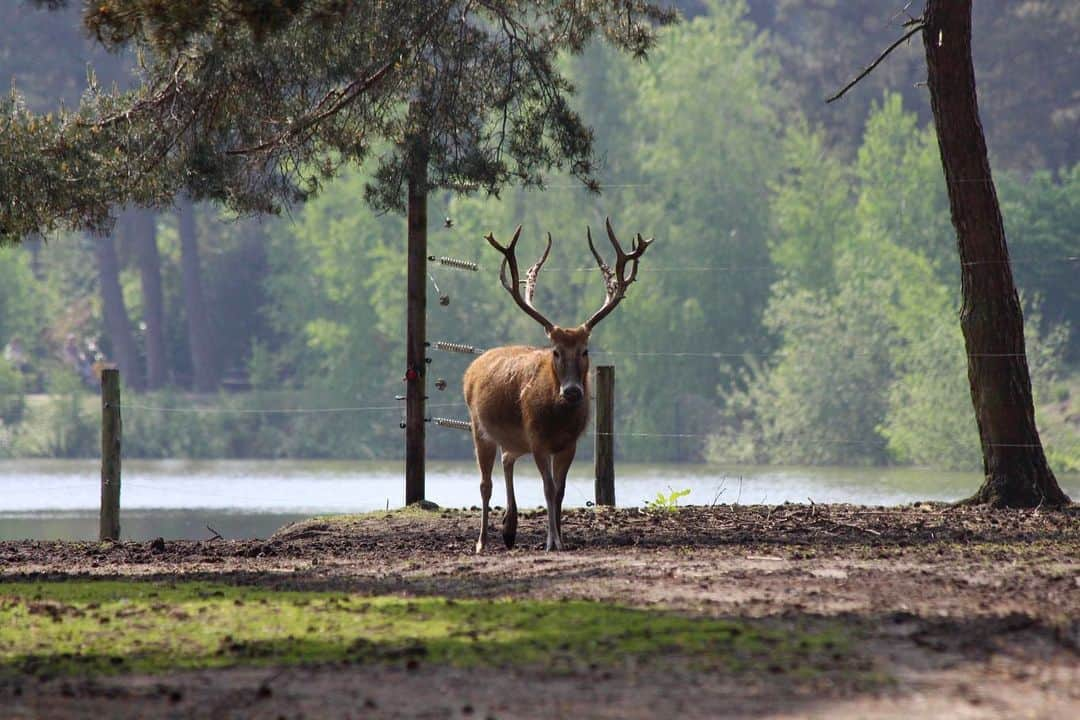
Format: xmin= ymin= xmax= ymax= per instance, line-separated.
xmin=473 ymin=433 xmax=497 ymax=554
xmin=501 ymin=451 xmax=519 ymax=549
xmin=534 ymin=452 xmax=562 ymax=551
xmin=552 ymin=445 xmax=576 ymax=548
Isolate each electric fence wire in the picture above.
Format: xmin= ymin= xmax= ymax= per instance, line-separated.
xmin=116 ymin=402 xmax=468 ymax=415
xmin=538 ymin=255 xmax=1078 ymax=273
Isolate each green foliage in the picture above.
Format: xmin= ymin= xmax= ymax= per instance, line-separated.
xmin=2 ymin=3 xmax=1077 ymax=472
xmin=578 ymin=1 xmax=784 ymax=460
xmin=0 ymin=246 xmax=43 ymax=345
xmin=853 ymin=95 xmax=952 ymax=274
xmin=3 ymin=1 xmax=676 ymax=240
xmin=713 ymin=93 xmax=1078 ymax=473
xmin=120 ymin=390 xmax=395 ymax=460
xmin=769 ymin=120 xmax=853 ymax=292
xmin=877 ymin=286 xmax=979 ymax=471
xmin=11 ymin=372 xmax=98 ymax=458
xmin=0 ymin=358 xmax=26 ymax=427
xmin=770 ymin=0 xmax=1080 ymax=173
xmin=251 ymin=2 xmax=787 ymax=462
xmin=999 ymin=164 xmax=1080 ymax=360
xmin=712 ymin=252 xmax=899 ymax=467
xmin=644 ymin=487 xmax=691 ymax=512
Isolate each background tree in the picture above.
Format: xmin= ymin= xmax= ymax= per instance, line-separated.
xmin=176 ymin=200 xmax=217 ymax=392
xmin=774 ymin=0 xmax=1079 ymax=172
xmin=1 ymin=1 xmax=1075 ymax=480
xmin=93 ymin=231 xmax=140 ymax=386
xmin=921 ymin=0 xmax=1067 ymax=506
xmin=127 ymin=209 xmax=168 ymax=388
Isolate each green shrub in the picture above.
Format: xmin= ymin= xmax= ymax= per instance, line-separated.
xmin=0 ymin=357 xmax=26 ymax=425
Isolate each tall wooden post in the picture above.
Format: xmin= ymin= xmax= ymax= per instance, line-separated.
xmin=99 ymin=368 xmax=121 ymax=541
xmin=404 ymin=152 xmax=429 ymax=505
xmin=594 ymin=365 xmax=615 ymax=506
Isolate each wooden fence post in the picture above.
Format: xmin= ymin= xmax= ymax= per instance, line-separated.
xmin=594 ymin=365 xmax=615 ymax=506
xmin=99 ymin=368 xmax=121 ymax=541
xmin=404 ymin=151 xmax=429 ymax=506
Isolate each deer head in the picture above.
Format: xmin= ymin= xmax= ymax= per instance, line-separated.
xmin=484 ymin=218 xmax=653 ymax=405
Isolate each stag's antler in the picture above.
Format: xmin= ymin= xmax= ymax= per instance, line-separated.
xmin=584 ymin=217 xmax=653 ymax=330
xmin=485 ymin=225 xmax=555 ymax=333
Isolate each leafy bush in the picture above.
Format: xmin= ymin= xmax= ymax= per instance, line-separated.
xmin=11 ymin=370 xmax=97 ymax=458
xmin=710 ymin=249 xmax=900 ymax=467
xmin=0 ymin=357 xmax=26 ymax=425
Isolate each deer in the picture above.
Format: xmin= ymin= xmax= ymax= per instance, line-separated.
xmin=464 ymin=218 xmax=653 ymax=552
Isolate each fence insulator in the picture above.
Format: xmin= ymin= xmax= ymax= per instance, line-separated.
xmin=434 ymin=417 xmax=472 ymax=432
xmin=434 ymin=341 xmax=484 ymax=355
xmin=428 ymin=256 xmax=479 ymax=272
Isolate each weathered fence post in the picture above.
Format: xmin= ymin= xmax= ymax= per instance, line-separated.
xmin=594 ymin=365 xmax=615 ymax=506
xmin=404 ymin=147 xmax=429 ymax=505
xmin=99 ymin=367 xmax=121 ymax=541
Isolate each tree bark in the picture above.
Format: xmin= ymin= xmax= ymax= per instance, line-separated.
xmin=131 ymin=210 xmax=168 ymax=389
xmin=922 ymin=0 xmax=1068 ymax=507
xmin=93 ymin=232 xmax=141 ymax=388
xmin=404 ymin=151 xmax=429 ymax=505
xmin=177 ymin=198 xmax=218 ymax=393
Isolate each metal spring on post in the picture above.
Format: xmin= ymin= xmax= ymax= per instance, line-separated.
xmin=428 ymin=256 xmax=479 ymax=272
xmin=434 ymin=341 xmax=484 ymax=355
xmin=434 ymin=417 xmax=472 ymax=432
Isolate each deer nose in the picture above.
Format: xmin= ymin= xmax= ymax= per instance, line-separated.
xmin=561 ymin=385 xmax=583 ymax=404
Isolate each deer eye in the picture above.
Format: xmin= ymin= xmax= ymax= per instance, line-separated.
xmin=553 ymin=349 xmax=561 ymax=359
xmin=581 ymin=349 xmax=588 ymax=358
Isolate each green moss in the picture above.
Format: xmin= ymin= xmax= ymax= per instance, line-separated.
xmin=0 ymin=579 xmax=860 ymax=679
xmin=279 ymin=504 xmax=446 ymax=530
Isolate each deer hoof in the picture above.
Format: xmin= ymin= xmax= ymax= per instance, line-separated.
xmin=502 ymin=516 xmax=517 ymax=549
xmin=475 ymin=537 xmax=486 ymax=554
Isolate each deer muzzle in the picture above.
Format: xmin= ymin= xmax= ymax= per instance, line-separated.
xmin=560 ymin=384 xmax=584 ymax=405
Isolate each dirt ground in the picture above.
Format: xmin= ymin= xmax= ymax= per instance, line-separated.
xmin=2 ymin=503 xmax=1079 ymax=719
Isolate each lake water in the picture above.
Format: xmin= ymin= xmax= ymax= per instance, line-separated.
xmin=1 ymin=459 xmax=1077 ymax=541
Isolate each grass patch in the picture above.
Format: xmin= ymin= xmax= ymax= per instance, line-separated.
xmin=0 ymin=579 xmax=860 ymax=680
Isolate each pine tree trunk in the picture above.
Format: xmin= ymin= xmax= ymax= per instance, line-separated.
xmin=93 ymin=233 xmax=141 ymax=389
xmin=131 ymin=210 xmax=168 ymax=389
xmin=922 ymin=0 xmax=1068 ymax=507
xmin=177 ymin=199 xmax=218 ymax=393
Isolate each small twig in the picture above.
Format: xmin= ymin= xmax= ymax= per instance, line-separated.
xmin=206 ymin=524 xmax=224 ymax=541
xmin=826 ymin=21 xmax=926 ymax=104
xmin=829 ymin=520 xmax=882 ymax=536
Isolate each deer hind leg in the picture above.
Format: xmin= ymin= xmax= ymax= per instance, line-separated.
xmin=534 ymin=452 xmax=562 ymax=551
xmin=473 ymin=431 xmax=497 ymax=554
xmin=501 ymin=451 xmax=520 ymax=549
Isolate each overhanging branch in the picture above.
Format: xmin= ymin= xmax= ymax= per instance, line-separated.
xmin=825 ymin=21 xmax=926 ymax=104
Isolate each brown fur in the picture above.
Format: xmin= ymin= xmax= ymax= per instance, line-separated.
xmin=464 ymin=325 xmax=591 ymax=552
xmin=469 ymin=218 xmax=652 ymax=552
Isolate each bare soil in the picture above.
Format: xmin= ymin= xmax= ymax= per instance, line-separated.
xmin=2 ymin=503 xmax=1079 ymax=719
